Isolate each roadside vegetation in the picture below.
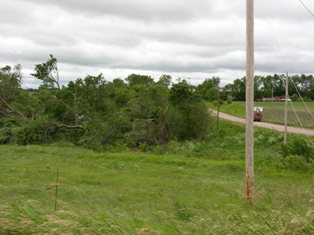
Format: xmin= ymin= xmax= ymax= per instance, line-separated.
xmin=0 ymin=57 xmax=212 ymax=152
xmin=209 ymin=101 xmax=314 ymax=129
xmin=1 ymin=121 xmax=313 ymax=234
xmin=1 ymin=120 xmax=314 ymax=234
xmin=1 ymin=56 xmax=314 ymax=234
xmin=1 ymin=57 xmax=314 ymax=151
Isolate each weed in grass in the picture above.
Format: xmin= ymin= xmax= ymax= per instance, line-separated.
xmin=172 ymin=199 xmax=194 ymax=221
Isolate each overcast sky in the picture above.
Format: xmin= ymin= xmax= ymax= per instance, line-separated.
xmin=0 ymin=0 xmax=313 ymax=87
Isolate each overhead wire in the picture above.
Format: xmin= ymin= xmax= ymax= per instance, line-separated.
xmin=298 ymin=0 xmax=314 ymax=19
xmin=290 ymin=77 xmax=314 ymax=120
xmin=289 ymin=99 xmax=314 ymax=145
xmin=264 ymin=13 xmax=314 ymax=146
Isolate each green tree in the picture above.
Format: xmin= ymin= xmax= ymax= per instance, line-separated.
xmin=196 ymin=77 xmax=220 ymax=101
xmin=157 ymin=74 xmax=172 ymax=88
xmin=0 ymin=64 xmax=23 ymax=117
xmin=0 ymin=64 xmax=22 ymax=102
xmin=126 ymin=74 xmax=154 ymax=87
xmin=226 ymin=78 xmax=246 ymax=101
xmin=31 ymin=54 xmax=60 ymax=89
xmin=169 ymin=80 xmax=211 ymax=140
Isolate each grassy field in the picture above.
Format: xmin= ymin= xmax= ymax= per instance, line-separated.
xmin=209 ymin=101 xmax=314 ymax=129
xmin=0 ymin=143 xmax=313 ymax=234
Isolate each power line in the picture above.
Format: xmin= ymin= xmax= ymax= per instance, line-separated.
xmin=290 ymin=77 xmax=314 ymax=120
xmin=289 ymin=100 xmax=314 ymax=146
xmin=298 ymin=0 xmax=314 ymax=19
xmin=264 ymin=2 xmax=314 ymax=146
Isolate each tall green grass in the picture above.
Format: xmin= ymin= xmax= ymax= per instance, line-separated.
xmin=0 ymin=142 xmax=313 ymax=234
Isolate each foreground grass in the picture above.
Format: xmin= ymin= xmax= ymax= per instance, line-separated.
xmin=0 ymin=144 xmax=313 ymax=234
xmin=209 ymin=101 xmax=314 ymax=128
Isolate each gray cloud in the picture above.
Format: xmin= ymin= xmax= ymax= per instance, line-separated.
xmin=0 ymin=0 xmax=313 ymax=87
xmin=18 ymin=0 xmax=235 ymax=21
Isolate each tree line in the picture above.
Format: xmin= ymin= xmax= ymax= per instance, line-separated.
xmin=1 ymin=55 xmax=313 ymax=150
xmin=0 ymin=56 xmax=212 ymax=150
xmin=220 ymin=74 xmax=314 ymax=102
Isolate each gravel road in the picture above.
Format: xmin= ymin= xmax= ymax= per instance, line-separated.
xmin=215 ymin=111 xmax=314 ymax=136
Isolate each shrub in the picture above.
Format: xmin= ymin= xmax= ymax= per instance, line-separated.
xmin=281 ymin=138 xmax=314 ymax=162
xmin=276 ymin=155 xmax=314 ymax=172
xmin=227 ymin=95 xmax=233 ymax=104
xmin=0 ymin=127 xmax=11 ymax=144
xmin=167 ymin=102 xmax=213 ymax=141
xmin=13 ymin=119 xmax=57 ymax=145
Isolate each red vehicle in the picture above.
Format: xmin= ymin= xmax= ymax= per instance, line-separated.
xmin=253 ymin=107 xmax=263 ymax=122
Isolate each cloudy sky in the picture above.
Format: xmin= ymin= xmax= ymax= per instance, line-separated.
xmin=0 ymin=0 xmax=313 ymax=87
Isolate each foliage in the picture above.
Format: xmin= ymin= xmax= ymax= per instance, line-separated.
xmin=223 ymin=77 xmax=246 ymax=101
xmin=222 ymin=74 xmax=314 ymax=101
xmin=12 ymin=118 xmax=59 ymax=145
xmin=0 ymin=127 xmax=11 ymax=144
xmin=1 ymin=59 xmax=213 ymax=150
xmin=125 ymin=73 xmax=154 ymax=87
xmin=275 ymin=155 xmax=314 ymax=172
xmin=31 ymin=54 xmax=60 ymax=89
xmin=0 ymin=64 xmax=22 ymax=116
xmin=195 ymin=77 xmax=220 ymax=101
xmin=169 ymin=80 xmax=212 ymax=140
xmin=281 ymin=138 xmax=314 ymax=162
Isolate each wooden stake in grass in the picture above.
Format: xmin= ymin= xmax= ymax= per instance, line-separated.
xmin=54 ymin=169 xmax=59 ymax=211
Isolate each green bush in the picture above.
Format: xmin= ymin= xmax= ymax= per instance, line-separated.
xmin=13 ymin=119 xmax=57 ymax=145
xmin=275 ymin=155 xmax=314 ymax=172
xmin=0 ymin=127 xmax=11 ymax=144
xmin=281 ymin=138 xmax=314 ymax=162
xmin=227 ymin=95 xmax=233 ymax=104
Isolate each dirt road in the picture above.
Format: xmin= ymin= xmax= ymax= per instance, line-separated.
xmin=215 ymin=111 xmax=314 ymax=136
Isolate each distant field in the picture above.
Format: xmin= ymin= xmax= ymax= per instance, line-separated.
xmin=1 ymin=145 xmax=313 ymax=234
xmin=210 ymin=101 xmax=314 ymax=128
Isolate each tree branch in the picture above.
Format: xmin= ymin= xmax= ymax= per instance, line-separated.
xmin=57 ymin=124 xmax=83 ymax=129
xmin=0 ymin=96 xmax=27 ymax=120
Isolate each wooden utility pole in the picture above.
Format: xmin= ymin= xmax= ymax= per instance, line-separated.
xmin=216 ymin=87 xmax=220 ymax=129
xmin=284 ymin=73 xmax=289 ymax=144
xmin=246 ymin=0 xmax=254 ymax=204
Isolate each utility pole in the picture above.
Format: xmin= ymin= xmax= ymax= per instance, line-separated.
xmin=284 ymin=72 xmax=289 ymax=144
xmin=216 ymin=87 xmax=220 ymax=129
xmin=246 ymin=0 xmax=254 ymax=204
